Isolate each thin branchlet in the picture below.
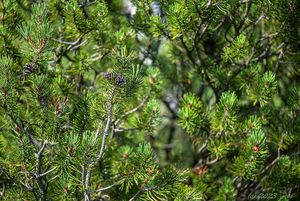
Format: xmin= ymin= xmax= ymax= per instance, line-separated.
xmin=97 ymin=87 xmax=115 ymax=162
xmin=34 ymin=141 xmax=47 ymax=201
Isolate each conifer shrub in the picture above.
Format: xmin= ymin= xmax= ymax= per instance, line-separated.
xmin=0 ymin=0 xmax=299 ymax=200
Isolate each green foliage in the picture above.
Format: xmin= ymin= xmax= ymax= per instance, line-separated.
xmin=178 ymin=93 xmax=206 ymax=136
xmin=247 ymin=71 xmax=278 ymax=107
xmin=1 ymin=0 xmax=300 ymax=200
xmin=17 ymin=3 xmax=52 ymax=63
xmin=166 ymin=1 xmax=197 ymax=39
xmin=211 ymin=92 xmax=238 ymax=135
xmin=215 ymin=177 xmax=237 ymax=201
xmin=136 ymin=99 xmax=161 ymax=133
xmin=223 ymin=34 xmax=250 ymax=63
xmin=228 ymin=129 xmax=269 ymax=180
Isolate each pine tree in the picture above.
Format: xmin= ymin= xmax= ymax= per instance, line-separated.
xmin=0 ymin=0 xmax=299 ymax=200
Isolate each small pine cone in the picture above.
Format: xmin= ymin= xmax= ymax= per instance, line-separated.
xmin=38 ymin=96 xmax=47 ymax=107
xmin=23 ymin=62 xmax=37 ymax=76
xmin=115 ymin=75 xmax=126 ymax=87
xmin=103 ymin=72 xmax=114 ymax=81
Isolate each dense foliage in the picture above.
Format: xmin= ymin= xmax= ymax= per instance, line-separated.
xmin=0 ymin=0 xmax=299 ymax=200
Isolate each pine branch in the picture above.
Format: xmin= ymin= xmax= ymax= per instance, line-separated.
xmin=34 ymin=141 xmax=47 ymax=201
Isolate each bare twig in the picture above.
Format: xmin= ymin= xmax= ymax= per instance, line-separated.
xmin=70 ymin=39 xmax=89 ymax=50
xmin=0 ymin=183 xmax=4 ymax=198
xmin=206 ymin=156 xmax=219 ymax=165
xmin=274 ymin=46 xmax=285 ymax=74
xmin=79 ymin=0 xmax=97 ymax=8
xmin=97 ymin=87 xmax=115 ymax=162
xmin=198 ymin=140 xmax=208 ymax=154
xmin=95 ymin=181 xmax=122 ymax=192
xmin=129 ymin=188 xmax=143 ymax=201
xmin=113 ymin=127 xmax=137 ymax=133
xmin=207 ymin=0 xmax=212 ymax=7
xmin=83 ymin=165 xmax=91 ymax=201
xmin=114 ymin=90 xmax=150 ymax=126
xmin=34 ymin=141 xmax=47 ymax=201
xmin=94 ymin=120 xmax=102 ymax=141
xmin=39 ymin=167 xmax=57 ymax=177
xmin=19 ymin=179 xmax=38 ymax=200
xmin=129 ymin=183 xmax=166 ymax=201
xmin=82 ymin=162 xmax=90 ymax=201
xmin=51 ymin=34 xmax=87 ymax=64
xmin=5 ymin=112 xmax=40 ymax=146
xmin=51 ymin=34 xmax=83 ymax=46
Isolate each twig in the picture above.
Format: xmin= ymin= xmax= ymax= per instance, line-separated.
xmin=82 ymin=163 xmax=87 ymax=197
xmin=79 ymin=0 xmax=97 ymax=8
xmin=129 ymin=189 xmax=143 ymax=201
xmin=97 ymin=87 xmax=115 ymax=162
xmin=206 ymin=156 xmax=218 ymax=165
xmin=252 ymin=157 xmax=280 ymax=191
xmin=207 ymin=0 xmax=212 ymax=7
xmin=82 ymin=147 xmax=93 ymax=201
xmin=94 ymin=120 xmax=102 ymax=142
xmin=129 ymin=184 xmax=166 ymax=201
xmin=5 ymin=112 xmax=40 ymax=146
xmin=39 ymin=167 xmax=57 ymax=177
xmin=113 ymin=127 xmax=137 ymax=133
xmin=51 ymin=34 xmax=86 ymax=64
xmin=0 ymin=183 xmax=4 ymax=198
xmin=51 ymin=34 xmax=83 ymax=46
xmin=254 ymin=14 xmax=265 ymax=25
xmin=34 ymin=141 xmax=47 ymax=201
xmin=95 ymin=181 xmax=122 ymax=192
xmin=198 ymin=140 xmax=208 ymax=153
xmin=70 ymin=39 xmax=89 ymax=50
xmin=114 ymin=90 xmax=150 ymax=126
xmin=274 ymin=45 xmax=285 ymax=74
xmin=84 ymin=167 xmax=91 ymax=201
xmin=19 ymin=180 xmax=38 ymax=200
